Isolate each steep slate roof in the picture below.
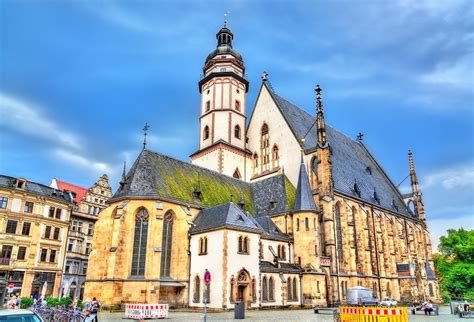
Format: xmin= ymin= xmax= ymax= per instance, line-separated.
xmin=190 ymin=202 xmax=262 ymax=234
xmin=254 ymin=216 xmax=291 ymax=241
xmin=55 ymin=179 xmax=88 ymax=204
xmin=293 ymin=157 xmax=317 ymax=212
xmin=0 ymin=175 xmax=73 ymax=203
xmin=112 ymin=150 xmax=254 ymax=212
xmin=113 ymin=149 xmax=297 ymax=217
xmin=267 ymin=85 xmax=412 ymax=218
xmin=251 ymin=174 xmax=296 ymax=217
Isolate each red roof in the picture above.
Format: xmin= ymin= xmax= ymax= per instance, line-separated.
xmin=55 ymin=179 xmax=88 ymax=204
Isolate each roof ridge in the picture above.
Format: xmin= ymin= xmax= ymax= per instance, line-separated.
xmin=55 ymin=179 xmax=88 ymax=191
xmin=147 ymin=149 xmax=250 ymax=186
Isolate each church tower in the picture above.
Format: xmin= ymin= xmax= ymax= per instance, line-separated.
xmin=190 ymin=19 xmax=251 ymax=179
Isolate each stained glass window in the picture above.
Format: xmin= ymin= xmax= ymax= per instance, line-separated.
xmin=131 ymin=208 xmax=149 ymax=277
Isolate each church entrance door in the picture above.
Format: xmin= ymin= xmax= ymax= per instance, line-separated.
xmin=236 ymin=269 xmax=251 ymax=307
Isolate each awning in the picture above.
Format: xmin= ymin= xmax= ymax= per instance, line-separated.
xmin=160 ymin=280 xmax=185 ymax=288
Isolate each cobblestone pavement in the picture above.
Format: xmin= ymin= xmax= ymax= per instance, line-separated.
xmin=98 ymin=305 xmax=459 ymax=321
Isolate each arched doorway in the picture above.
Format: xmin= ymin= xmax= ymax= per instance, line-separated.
xmin=236 ymin=270 xmax=251 ymax=306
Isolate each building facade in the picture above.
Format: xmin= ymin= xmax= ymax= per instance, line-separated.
xmin=85 ymin=23 xmax=440 ymax=309
xmin=0 ymin=175 xmax=73 ymax=302
xmin=51 ymin=175 xmax=112 ymax=299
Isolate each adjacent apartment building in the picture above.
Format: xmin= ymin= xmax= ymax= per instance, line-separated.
xmin=51 ymin=175 xmax=112 ymax=299
xmin=0 ymin=175 xmax=73 ymax=302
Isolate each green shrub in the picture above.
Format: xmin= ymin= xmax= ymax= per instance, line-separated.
xmin=59 ymin=296 xmax=72 ymax=307
xmin=20 ymin=297 xmax=34 ymax=309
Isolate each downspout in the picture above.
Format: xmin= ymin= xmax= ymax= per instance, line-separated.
xmin=370 ymin=206 xmax=382 ymax=301
xmin=187 ymin=232 xmax=192 ymax=308
xmin=299 ymin=273 xmax=303 ymax=308
xmin=332 ymin=204 xmax=341 ymax=305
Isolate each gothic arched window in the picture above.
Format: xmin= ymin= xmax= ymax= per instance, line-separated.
xmin=287 ymin=277 xmax=292 ymax=301
xmin=292 ymin=277 xmax=297 ymax=300
xmin=262 ymin=276 xmax=268 ymax=302
xmin=234 ymin=125 xmax=241 ymax=139
xmin=260 ymin=123 xmax=270 ymax=171
xmin=160 ymin=211 xmax=174 ymax=277
xmin=243 ymin=237 xmax=249 ymax=254
xmin=335 ymin=202 xmax=344 ymax=272
xmin=233 ymin=168 xmax=241 ymax=179
xmin=305 ymin=217 xmax=309 ymax=231
xmin=238 ymin=236 xmax=243 ymax=253
xmin=272 ymin=145 xmax=279 ymax=167
xmin=131 ymin=208 xmax=149 ymax=277
xmin=428 ymin=283 xmax=434 ymax=297
xmin=203 ymin=126 xmax=210 ymax=140
xmin=253 ymin=153 xmax=259 ymax=174
xmin=235 ymin=100 xmax=241 ymax=111
xmin=269 ymin=277 xmax=274 ymax=301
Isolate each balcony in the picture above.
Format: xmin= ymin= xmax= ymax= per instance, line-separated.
xmin=69 ymin=230 xmax=85 ymax=240
xmin=0 ymin=258 xmax=11 ymax=266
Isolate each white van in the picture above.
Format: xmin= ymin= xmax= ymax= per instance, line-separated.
xmin=346 ymin=286 xmax=378 ymax=306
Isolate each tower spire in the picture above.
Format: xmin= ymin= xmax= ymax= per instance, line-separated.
xmin=293 ymin=153 xmax=317 ymax=212
xmin=315 ymin=85 xmax=327 ymax=147
xmin=408 ymin=150 xmax=419 ymax=195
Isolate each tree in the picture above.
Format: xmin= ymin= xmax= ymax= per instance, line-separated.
xmin=434 ymin=228 xmax=474 ymax=302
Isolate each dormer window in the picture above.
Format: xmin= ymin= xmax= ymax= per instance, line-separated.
xmin=366 ymin=166 xmax=372 ymax=175
xmin=269 ymin=200 xmax=276 ymax=210
xmin=15 ymin=179 xmax=26 ymax=190
xmin=392 ymin=199 xmax=399 ymax=211
xmin=373 ymin=189 xmax=380 ymax=204
xmin=353 ymin=182 xmax=361 ymax=198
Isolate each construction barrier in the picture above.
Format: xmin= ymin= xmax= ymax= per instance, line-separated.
xmin=340 ymin=306 xmax=408 ymax=322
xmin=125 ymin=303 xmax=169 ymax=320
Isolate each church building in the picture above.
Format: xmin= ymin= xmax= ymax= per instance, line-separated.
xmin=84 ymin=21 xmax=440 ymax=309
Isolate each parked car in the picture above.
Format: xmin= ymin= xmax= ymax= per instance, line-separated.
xmin=380 ymin=298 xmax=398 ymax=307
xmin=0 ymin=309 xmax=44 ymax=321
xmin=346 ymin=286 xmax=378 ymax=306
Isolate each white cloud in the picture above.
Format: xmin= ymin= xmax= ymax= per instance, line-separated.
xmin=54 ymin=149 xmax=109 ymax=174
xmin=419 ymin=54 xmax=474 ymax=90
xmin=80 ymin=2 xmax=153 ymax=32
xmin=428 ymin=213 xmax=474 ymax=252
xmin=423 ymin=164 xmax=474 ymax=190
xmin=0 ymin=93 xmax=80 ymax=149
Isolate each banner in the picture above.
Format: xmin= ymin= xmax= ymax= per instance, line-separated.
xmin=125 ymin=304 xmax=169 ymax=319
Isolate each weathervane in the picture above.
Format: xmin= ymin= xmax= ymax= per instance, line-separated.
xmin=143 ymin=122 xmax=150 ymax=149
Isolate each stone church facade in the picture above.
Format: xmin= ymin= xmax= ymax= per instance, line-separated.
xmin=84 ymin=23 xmax=440 ymax=309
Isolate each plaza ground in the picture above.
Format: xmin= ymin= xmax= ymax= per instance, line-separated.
xmin=98 ymin=305 xmax=459 ymax=321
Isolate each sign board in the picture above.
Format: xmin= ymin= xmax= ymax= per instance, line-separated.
xmin=320 ymin=257 xmax=331 ymax=267
xmin=125 ymin=304 xmax=168 ymax=319
xmin=204 ymin=270 xmax=211 ymax=285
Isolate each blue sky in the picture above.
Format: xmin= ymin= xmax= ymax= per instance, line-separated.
xmin=0 ymin=0 xmax=473 ymax=248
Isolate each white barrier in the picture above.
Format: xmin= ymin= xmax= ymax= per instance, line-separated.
xmin=125 ymin=304 xmax=169 ymax=319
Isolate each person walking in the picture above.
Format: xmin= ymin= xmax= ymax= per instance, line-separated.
xmin=90 ymin=297 xmax=101 ymax=322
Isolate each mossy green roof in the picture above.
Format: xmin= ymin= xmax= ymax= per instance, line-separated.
xmin=112 ymin=150 xmax=296 ymax=217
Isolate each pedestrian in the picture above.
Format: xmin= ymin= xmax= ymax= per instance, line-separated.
xmin=464 ymin=300 xmax=470 ymax=312
xmin=84 ymin=310 xmax=95 ymax=322
xmin=90 ymin=297 xmax=101 ymax=322
xmin=83 ymin=298 xmax=91 ymax=312
xmin=423 ymin=301 xmax=433 ymax=315
xmin=16 ymin=295 xmax=21 ymax=309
